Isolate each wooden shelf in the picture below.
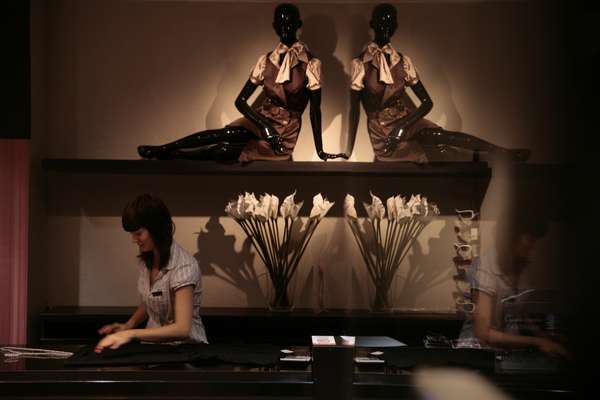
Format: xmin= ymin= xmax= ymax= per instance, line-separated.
xmin=42 ymin=158 xmax=491 ymax=177
xmin=42 ymin=159 xmax=492 ymax=213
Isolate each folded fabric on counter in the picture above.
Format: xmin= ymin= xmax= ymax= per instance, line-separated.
xmin=383 ymin=347 xmax=495 ymax=370
xmin=64 ymin=342 xmax=281 ymax=367
xmin=188 ymin=344 xmax=281 ymax=367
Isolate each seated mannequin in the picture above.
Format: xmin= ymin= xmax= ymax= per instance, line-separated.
xmin=345 ymin=3 xmax=530 ymax=163
xmin=138 ymin=4 xmax=346 ymax=162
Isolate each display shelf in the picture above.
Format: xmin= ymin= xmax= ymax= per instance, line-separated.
xmin=42 ymin=159 xmax=492 ymax=213
xmin=42 ymin=159 xmax=490 ymax=177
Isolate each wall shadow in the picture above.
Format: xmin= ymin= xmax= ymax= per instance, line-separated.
xmin=205 ymin=59 xmax=236 ymax=130
xmin=397 ymin=219 xmax=455 ymax=309
xmin=295 ymin=219 xmax=347 ymax=310
xmin=194 ymin=216 xmax=265 ymax=307
xmin=343 ymin=13 xmax=371 ymax=154
xmin=300 ymin=14 xmax=346 ymax=152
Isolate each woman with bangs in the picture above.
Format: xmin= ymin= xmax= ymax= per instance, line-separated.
xmin=95 ymin=194 xmax=207 ymax=352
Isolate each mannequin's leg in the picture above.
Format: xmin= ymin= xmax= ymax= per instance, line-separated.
xmin=167 ymin=142 xmax=247 ymax=162
xmin=138 ymin=127 xmax=255 ymax=159
xmin=413 ymin=128 xmax=531 ymax=162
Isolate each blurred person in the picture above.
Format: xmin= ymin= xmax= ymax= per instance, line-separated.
xmin=460 ymin=209 xmax=569 ymax=358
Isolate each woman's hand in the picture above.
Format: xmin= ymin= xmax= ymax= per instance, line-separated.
xmin=533 ymin=337 xmax=571 ymax=359
xmin=98 ymin=322 xmax=129 ymax=336
xmin=95 ymin=331 xmax=134 ymax=353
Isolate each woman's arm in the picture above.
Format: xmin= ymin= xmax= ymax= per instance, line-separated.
xmin=95 ymin=286 xmax=194 ymax=352
xmin=473 ymin=290 xmax=534 ymax=347
xmin=125 ymin=303 xmax=148 ymax=329
xmin=472 ymin=290 xmax=570 ymax=357
xmin=384 ymin=81 xmax=433 ymax=154
xmin=234 ymin=79 xmax=284 ymax=155
xmin=309 ymin=89 xmax=347 ymax=160
xmin=98 ymin=303 xmax=147 ymax=335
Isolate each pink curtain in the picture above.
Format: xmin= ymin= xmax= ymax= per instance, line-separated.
xmin=0 ymin=139 xmax=29 ymax=344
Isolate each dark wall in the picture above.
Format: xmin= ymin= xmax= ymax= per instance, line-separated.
xmin=1 ymin=1 xmax=30 ymax=139
xmin=560 ymin=0 xmax=599 ymax=391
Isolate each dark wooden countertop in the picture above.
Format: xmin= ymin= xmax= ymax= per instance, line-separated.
xmin=0 ymin=344 xmax=577 ymax=399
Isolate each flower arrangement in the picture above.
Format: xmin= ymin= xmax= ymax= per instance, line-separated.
xmin=225 ymin=192 xmax=334 ymax=309
xmin=344 ymin=192 xmax=440 ymax=311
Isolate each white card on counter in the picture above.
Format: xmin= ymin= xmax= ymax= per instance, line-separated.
xmin=280 ymin=355 xmax=311 ymax=362
xmin=311 ymin=336 xmax=336 ymax=346
xmin=354 ymin=357 xmax=384 ymax=364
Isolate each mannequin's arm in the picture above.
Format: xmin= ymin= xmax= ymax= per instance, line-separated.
xmin=384 ymin=80 xmax=433 ymax=153
xmin=310 ymin=89 xmax=347 ymax=161
xmin=344 ymin=90 xmax=361 ymax=159
xmin=234 ymin=79 xmax=284 ymax=155
xmin=401 ymin=80 xmax=433 ymax=129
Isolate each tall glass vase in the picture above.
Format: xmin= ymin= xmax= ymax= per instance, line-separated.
xmin=270 ymin=278 xmax=292 ymax=310
xmin=260 ymin=272 xmax=295 ymax=312
xmin=371 ymin=280 xmax=392 ymax=312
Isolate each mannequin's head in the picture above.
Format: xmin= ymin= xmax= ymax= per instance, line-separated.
xmin=273 ymin=3 xmax=302 ymax=47
xmin=370 ymin=3 xmax=397 ymax=46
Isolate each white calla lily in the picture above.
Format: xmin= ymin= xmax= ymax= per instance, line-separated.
xmin=224 ymin=200 xmax=240 ymax=219
xmin=243 ymin=192 xmax=259 ymax=216
xmin=386 ymin=196 xmax=397 ymax=221
xmin=253 ymin=203 xmax=269 ymax=222
xmin=422 ymin=196 xmax=429 ymax=217
xmin=280 ymin=191 xmax=303 ymax=219
xmin=394 ymin=196 xmax=409 ymax=219
xmin=260 ymin=193 xmax=271 ymax=210
xmin=269 ymin=194 xmax=279 ymax=219
xmin=279 ymin=192 xmax=294 ymax=218
xmin=363 ymin=191 xmax=385 ymax=220
xmin=310 ymin=193 xmax=334 ymax=220
xmin=344 ymin=194 xmax=358 ymax=219
xmin=407 ymin=194 xmax=421 ymax=216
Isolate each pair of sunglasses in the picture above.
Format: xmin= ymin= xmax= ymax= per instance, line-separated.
xmin=456 ymin=209 xmax=477 ymax=221
xmin=454 ymin=242 xmax=476 ymax=260
xmin=456 ymin=297 xmax=476 ymax=313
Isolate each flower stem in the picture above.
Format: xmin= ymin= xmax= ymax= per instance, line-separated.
xmin=286 ymin=218 xmax=317 ymax=284
xmin=347 ymin=220 xmax=377 ymax=287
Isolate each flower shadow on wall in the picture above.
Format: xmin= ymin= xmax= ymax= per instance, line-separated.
xmin=293 ymin=219 xmax=348 ymax=311
xmin=345 ymin=192 xmax=448 ymax=311
xmin=397 ymin=225 xmax=456 ymax=310
xmin=194 ymin=216 xmax=266 ymax=307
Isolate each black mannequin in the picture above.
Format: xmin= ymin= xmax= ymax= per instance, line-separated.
xmin=345 ymin=3 xmax=530 ymax=162
xmin=138 ymin=4 xmax=345 ymax=161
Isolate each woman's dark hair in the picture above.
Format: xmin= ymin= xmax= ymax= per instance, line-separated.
xmin=122 ymin=194 xmax=174 ymax=270
xmin=495 ymin=207 xmax=548 ymax=275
